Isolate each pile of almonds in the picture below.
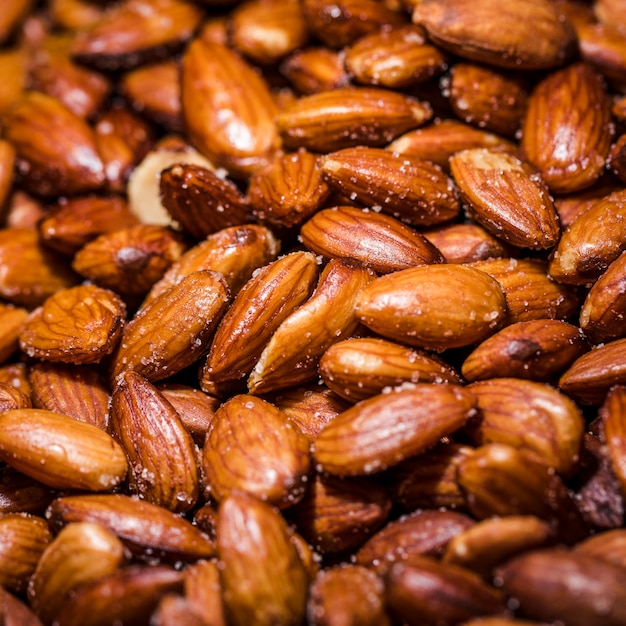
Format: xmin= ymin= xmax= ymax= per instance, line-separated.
xmin=0 ymin=0 xmax=626 ymax=623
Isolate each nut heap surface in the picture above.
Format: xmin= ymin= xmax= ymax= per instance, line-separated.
xmin=0 ymin=0 xmax=626 ymax=624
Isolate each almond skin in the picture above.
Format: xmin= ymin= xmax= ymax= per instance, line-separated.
xmin=0 ymin=408 xmax=128 ymax=492
xmin=319 ymin=148 xmax=460 ymax=227
xmin=0 ymin=304 xmax=28 ymax=365
xmin=355 ymin=264 xmax=507 ymax=350
xmin=450 ymin=148 xmax=560 ymax=250
xmin=602 ymin=385 xmax=626 ymax=500
xmin=521 ymin=62 xmax=613 ymax=194
xmin=300 ymin=206 xmax=445 ymax=274
xmin=314 ymin=384 xmax=476 ymax=476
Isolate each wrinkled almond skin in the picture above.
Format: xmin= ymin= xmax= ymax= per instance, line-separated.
xmin=111 ymin=371 xmax=200 ymax=513
xmin=28 ymin=521 xmax=126 ymax=625
xmin=279 ymin=47 xmax=350 ymax=95
xmin=203 ymin=251 xmax=319 ymax=391
xmin=559 ymin=338 xmax=626 ymax=405
xmin=182 ymin=39 xmax=280 ymax=178
xmin=521 ymin=62 xmax=613 ymax=194
xmin=47 ymin=494 xmax=215 ymax=562
xmin=29 ymin=363 xmax=110 ymax=431
xmin=462 ymin=319 xmax=589 ymax=383
xmin=320 ymin=148 xmax=460 ymax=227
xmin=182 ymin=560 xmax=227 ymax=626
xmin=3 ymin=92 xmax=105 ymax=197
xmin=0 ymin=381 xmax=31 ymax=413
xmin=601 ymin=385 xmax=626 ymax=500
xmin=247 ymin=149 xmax=331 ymax=229
xmin=248 ymin=258 xmax=375 ymax=394
xmin=71 ymin=0 xmax=203 ymax=71
xmin=0 ymin=409 xmax=127 ymax=492
xmin=217 ymin=491 xmax=309 ymax=626
xmin=72 ymin=225 xmax=187 ymax=297
xmin=466 ymin=378 xmax=584 ymax=477
xmin=308 ymin=564 xmax=391 ymax=626
xmin=314 ymin=384 xmax=476 ymax=476
xmin=19 ymin=285 xmax=126 ymax=365
xmin=384 ymin=555 xmax=506 ymax=625
xmin=497 ymin=549 xmax=626 ymax=626
xmin=289 ymin=473 xmax=391 ymax=554
xmin=320 ymin=337 xmax=462 ymax=403
xmin=355 ymin=264 xmax=507 ymax=350
xmin=576 ymin=527 xmax=626 ymax=570
xmin=0 ymin=513 xmax=53 ymax=595
xmin=301 ymin=206 xmax=445 ymax=274
xmin=203 ymin=394 xmax=310 ymax=508
xmin=413 ymin=0 xmax=576 ymax=70
xmin=450 ymin=148 xmax=560 ymax=250
xmin=159 ymin=164 xmax=252 ymax=239
xmin=110 ymin=270 xmax=230 ymax=385
xmin=276 ymin=87 xmax=432 ymax=153
xmin=355 ymin=509 xmax=475 ymax=575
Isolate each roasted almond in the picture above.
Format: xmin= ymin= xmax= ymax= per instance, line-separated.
xmin=0 ymin=408 xmax=127 ymax=492
xmin=0 ymin=381 xmax=31 ymax=413
xmin=0 ymin=304 xmax=28 ymax=365
xmin=279 ymin=46 xmax=350 ymax=94
xmin=450 ymin=148 xmax=560 ymax=250
xmin=0 ymin=139 xmax=16 ymax=217
xmin=601 ymin=385 xmax=626 ymax=500
xmin=355 ymin=264 xmax=507 ymax=350
xmin=314 ymin=384 xmax=476 ymax=476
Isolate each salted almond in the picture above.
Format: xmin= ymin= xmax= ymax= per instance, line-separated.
xmin=182 ymin=560 xmax=227 ymax=626
xmin=71 ymin=0 xmax=203 ymax=71
xmin=308 ymin=565 xmax=390 ymax=626
xmin=120 ymin=61 xmax=183 ymax=133
xmin=0 ymin=363 xmax=31 ymax=399
xmin=320 ymin=337 xmax=462 ymax=403
xmin=72 ymin=225 xmax=187 ymax=297
xmin=521 ymin=62 xmax=613 ymax=194
xmin=3 ymin=92 xmax=105 ymax=197
xmin=0 ymin=513 xmax=52 ymax=595
xmin=217 ymin=491 xmax=309 ymax=626
xmin=594 ymin=0 xmax=626 ymax=30
xmin=314 ymin=384 xmax=476 ymax=476
xmin=320 ymin=148 xmax=460 ymax=227
xmin=575 ymin=527 xmax=626 ymax=570
xmin=47 ymin=494 xmax=215 ymax=561
xmin=279 ymin=46 xmax=350 ymax=94
xmin=355 ymin=509 xmax=475 ymax=575
xmin=465 ymin=378 xmax=584 ymax=476
xmin=602 ymin=385 xmax=626 ymax=500
xmin=0 ymin=382 xmax=31 ymax=413
xmin=497 ymin=549 xmax=626 ymax=626
xmin=462 ymin=319 xmax=589 ymax=382
xmin=111 ymin=371 xmax=200 ymax=513
xmin=608 ymin=135 xmax=626 ymax=183
xmin=549 ymin=189 xmax=626 ymax=285
xmin=19 ymin=284 xmax=126 ymax=365
xmin=247 ymin=149 xmax=331 ymax=229
xmin=301 ymin=207 xmax=444 ymax=274
xmin=580 ymin=250 xmax=626 ymax=343
xmin=142 ymin=224 xmax=279 ymax=307
xmin=450 ymin=148 xmax=560 ymax=250
xmin=28 ymin=521 xmax=126 ymax=625
xmin=202 ymin=394 xmax=311 ymax=508
xmin=203 ymin=251 xmax=319 ymax=392
xmin=470 ymin=258 xmax=581 ymax=323
xmin=110 ymin=270 xmax=230 ymax=385
xmin=345 ymin=24 xmax=448 ymax=89
xmin=301 ymin=0 xmax=405 ymax=48
xmin=229 ymin=0 xmax=309 ymax=65
xmin=276 ymin=87 xmax=432 ymax=153
xmin=159 ymin=163 xmax=252 ymax=239
xmin=413 ymin=0 xmax=576 ymax=70
xmin=387 ymin=119 xmax=516 ymax=172
xmin=29 ymin=363 xmax=109 ymax=431
xmin=0 ymin=408 xmax=127 ymax=491
xmin=355 ymin=264 xmax=507 ymax=350
xmin=457 ymin=444 xmax=588 ymax=544
xmin=0 ymin=140 xmax=15 ymax=218
xmin=39 ymin=195 xmax=139 ymax=256
xmin=248 ymin=258 xmax=375 ymax=394
xmin=182 ymin=39 xmax=280 ymax=178
xmin=0 ymin=304 xmax=28 ymax=366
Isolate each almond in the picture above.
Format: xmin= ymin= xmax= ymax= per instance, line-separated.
xmin=575 ymin=527 xmax=626 ymax=570
xmin=0 ymin=304 xmax=28 ymax=365
xmin=601 ymin=385 xmax=626 ymax=499
xmin=279 ymin=47 xmax=350 ymax=94
xmin=0 ymin=408 xmax=128 ymax=492
xmin=355 ymin=264 xmax=507 ymax=350
xmin=521 ymin=62 xmax=613 ymax=194
xmin=319 ymin=148 xmax=460 ymax=227
xmin=300 ymin=206 xmax=445 ymax=274
xmin=314 ymin=384 xmax=476 ymax=476
xmin=276 ymin=87 xmax=432 ymax=153
xmin=0 ymin=382 xmax=31 ymax=413
xmin=450 ymin=148 xmax=560 ymax=250
xmin=0 ymin=139 xmax=16 ymax=217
